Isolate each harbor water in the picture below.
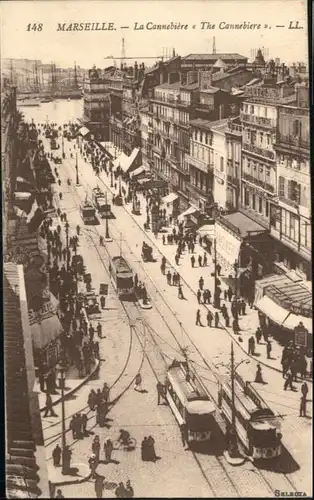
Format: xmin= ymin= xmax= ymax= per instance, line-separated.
xmin=18 ymin=98 xmax=84 ymax=125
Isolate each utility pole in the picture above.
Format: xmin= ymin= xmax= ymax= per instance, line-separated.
xmin=75 ymin=152 xmax=80 ymax=185
xmin=213 ymin=238 xmax=219 ymax=308
xmin=60 ymin=367 xmax=67 ymax=475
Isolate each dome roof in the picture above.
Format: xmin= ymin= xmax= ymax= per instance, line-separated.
xmin=213 ymin=58 xmax=228 ymax=69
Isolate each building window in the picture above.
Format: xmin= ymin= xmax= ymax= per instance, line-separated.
xmin=265 ymin=201 xmax=269 ymax=217
xmin=250 ymin=105 xmax=254 ymax=114
xmin=288 ymin=180 xmax=301 ymax=204
xmin=244 ymin=188 xmax=249 ymax=206
xmin=264 ymin=107 xmax=268 ymax=118
xmin=258 ymin=197 xmax=263 ymax=214
xmin=292 ymin=119 xmax=301 ymax=136
xmin=200 ymin=132 xmax=203 ymax=143
xmin=279 ymin=176 xmax=285 ymax=197
xmin=252 ymin=193 xmax=256 ymax=210
xmin=289 ymin=213 xmax=298 ymax=242
xmin=220 ymin=157 xmax=224 ymax=172
xmin=205 ymin=133 xmax=208 ymax=145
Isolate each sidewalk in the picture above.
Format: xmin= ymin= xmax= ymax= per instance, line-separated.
xmin=98 ymin=172 xmax=309 ymax=380
xmin=37 ymin=360 xmax=100 ymax=411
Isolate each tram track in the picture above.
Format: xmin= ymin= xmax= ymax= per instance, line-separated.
xmin=47 ymin=135 xmax=300 ymax=496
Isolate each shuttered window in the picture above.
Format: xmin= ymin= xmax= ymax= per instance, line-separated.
xmin=279 ymin=176 xmax=285 ymax=197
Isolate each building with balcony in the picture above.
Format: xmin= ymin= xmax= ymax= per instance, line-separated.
xmin=240 ymin=82 xmax=296 ymax=228
xmin=82 ymin=66 xmax=111 ymax=140
xmin=270 ymin=86 xmax=311 ymax=279
xmin=150 ymin=79 xmax=194 ymax=211
xmin=2 ymin=79 xmax=18 ymax=254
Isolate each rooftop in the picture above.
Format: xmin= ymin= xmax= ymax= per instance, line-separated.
xmin=219 ymin=211 xmax=267 ymax=237
xmin=183 ymin=53 xmax=247 ymax=62
xmin=155 ymin=81 xmax=181 ymax=90
xmin=190 ymin=117 xmax=230 ymax=131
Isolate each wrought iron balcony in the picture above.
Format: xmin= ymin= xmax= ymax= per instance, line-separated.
xmin=275 ymin=133 xmax=310 ymax=151
xmin=242 ymin=142 xmax=275 ymax=160
xmin=242 ymin=172 xmax=275 ymax=192
xmin=240 ymin=113 xmax=276 ymax=129
xmin=185 ymin=154 xmax=212 ymax=174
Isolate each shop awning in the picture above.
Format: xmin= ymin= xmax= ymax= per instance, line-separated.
xmin=113 ymin=152 xmax=129 ymax=171
xmin=16 ymin=176 xmax=33 ymax=185
xmin=129 ymin=166 xmax=148 ymax=179
xmin=79 ymin=126 xmax=90 ymax=137
xmin=197 ymin=224 xmax=216 ymax=239
xmin=215 ymin=222 xmax=242 ymax=274
xmin=137 ymin=177 xmax=151 ymax=186
xmin=30 ymin=313 xmax=63 ymax=350
xmin=162 ymin=193 xmax=179 ymax=204
xmin=283 ymin=313 xmax=312 ymax=333
xmin=14 ymin=192 xmax=32 ymax=200
xmin=179 ymin=206 xmax=199 ymax=219
xmin=255 ymin=296 xmax=289 ymax=326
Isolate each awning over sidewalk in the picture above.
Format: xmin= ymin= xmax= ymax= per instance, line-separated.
xmin=197 ymin=224 xmax=216 ymax=239
xmin=283 ymin=314 xmax=312 ymax=333
xmin=178 ymin=206 xmax=199 ymax=221
xmin=129 ymin=165 xmax=148 ymax=179
xmin=79 ymin=126 xmax=90 ymax=137
xmin=113 ymin=147 xmax=140 ymax=173
xmin=215 ymin=221 xmax=242 ymax=275
xmin=14 ymin=192 xmax=32 ymax=200
xmin=162 ymin=193 xmax=179 ymax=204
xmin=255 ymin=295 xmax=289 ymax=326
xmin=30 ymin=313 xmax=63 ymax=350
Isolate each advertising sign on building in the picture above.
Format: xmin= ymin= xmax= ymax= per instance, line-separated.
xmin=215 ymin=222 xmax=242 ymax=276
xmin=294 ymin=322 xmax=308 ymax=348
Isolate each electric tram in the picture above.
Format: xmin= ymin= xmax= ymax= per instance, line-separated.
xmin=110 ymin=256 xmax=134 ymax=298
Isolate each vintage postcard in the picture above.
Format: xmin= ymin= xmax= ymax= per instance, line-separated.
xmin=1 ymin=0 xmax=311 ymax=497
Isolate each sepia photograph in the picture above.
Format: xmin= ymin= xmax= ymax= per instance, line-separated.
xmin=1 ymin=0 xmax=311 ymax=497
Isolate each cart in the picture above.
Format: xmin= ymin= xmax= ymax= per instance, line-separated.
xmin=84 ymin=292 xmax=100 ymax=315
xmin=141 ymin=242 xmax=154 ymax=262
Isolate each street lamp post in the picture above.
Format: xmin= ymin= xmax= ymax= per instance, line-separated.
xmin=226 ymin=343 xmax=249 ymax=463
xmin=65 ymin=222 xmax=69 ymax=271
xmin=62 ymin=135 xmax=65 ymax=159
xmin=75 ymin=153 xmax=80 ymax=185
xmin=104 ymin=192 xmax=112 ymax=242
xmin=234 ymin=260 xmax=239 ymax=323
xmin=59 ymin=366 xmax=67 ymax=475
xmin=213 ymin=238 xmax=220 ymax=309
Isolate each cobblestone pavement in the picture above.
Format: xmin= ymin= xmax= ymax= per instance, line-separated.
xmin=41 ymin=133 xmax=311 ymax=497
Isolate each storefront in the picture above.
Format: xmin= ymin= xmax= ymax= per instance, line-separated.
xmin=215 ymin=212 xmax=271 ymax=279
xmin=178 ymin=205 xmax=201 ymax=230
xmin=161 ymin=192 xmax=179 ymax=218
xmin=254 ymin=271 xmax=312 ymax=351
xmin=29 ymin=293 xmax=63 ymax=369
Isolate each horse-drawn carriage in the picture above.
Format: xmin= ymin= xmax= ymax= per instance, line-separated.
xmin=84 ymin=291 xmax=100 ymax=315
xmin=141 ymin=242 xmax=154 ymax=262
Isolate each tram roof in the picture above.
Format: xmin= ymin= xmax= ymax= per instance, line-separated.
xmin=168 ymin=366 xmax=211 ymax=409
xmin=112 ymin=255 xmax=133 ymax=273
xmin=186 ymin=400 xmax=216 ymax=415
xmin=222 ymin=380 xmax=260 ymax=419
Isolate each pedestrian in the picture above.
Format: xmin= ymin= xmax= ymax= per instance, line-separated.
xmin=266 ymin=340 xmax=272 ymax=359
xmin=134 ymin=372 xmax=143 ymax=392
xmin=250 ymin=336 xmax=256 ymax=355
xmin=198 ymin=255 xmax=202 ymax=267
xmin=178 ymin=285 xmax=184 ymax=299
xmin=125 ymin=480 xmax=134 ymax=498
xmin=104 ymin=437 xmax=113 ymax=462
xmin=141 ymin=437 xmax=149 ymax=461
xmin=43 ymin=392 xmax=57 ymax=417
xmin=197 ymin=289 xmax=202 ymax=304
xmin=214 ymin=312 xmax=219 ymax=328
xmin=97 ymin=322 xmax=102 ymax=339
xmin=88 ymin=389 xmax=97 ymax=410
xmin=102 ymin=382 xmax=110 ymax=403
xmin=157 ymin=381 xmax=165 ymax=405
xmin=81 ymin=413 xmax=88 ymax=434
xmin=94 ymin=475 xmax=105 ymax=499
xmin=203 ymin=253 xmax=207 ymax=266
xmin=88 ymin=453 xmax=98 ymax=479
xmin=225 ymin=314 xmax=230 ymax=328
xmin=227 ymin=287 xmax=233 ymax=301
xmin=199 ymin=276 xmax=204 ymax=290
xmin=232 ymin=318 xmax=240 ymax=335
xmin=179 ymin=422 xmax=189 ymax=449
xmin=162 ymin=234 xmax=165 ymax=245
xmin=206 ymin=310 xmax=213 ymax=327
xmin=216 ymin=263 xmax=221 ymax=276
xmin=69 ymin=415 xmax=77 ymax=439
xmin=255 ymin=327 xmax=262 ymax=344
xmin=115 ymin=482 xmax=126 ymax=498
xmin=52 ymin=444 xmax=61 ymax=467
xmin=284 ymin=369 xmax=294 ymax=390
xmin=255 ymin=364 xmax=264 ymax=383
xmin=167 ymin=270 xmax=172 ymax=285
xmin=147 ymin=435 xmax=157 ymax=461
xmin=55 ymin=489 xmax=65 ymax=498
xmin=299 ymin=395 xmax=307 ymax=417
xmin=221 ymin=304 xmax=228 ymax=319
xmin=241 ymin=299 xmax=246 ymax=315
xmin=301 ymin=382 xmax=309 ymax=398
xmin=196 ymin=309 xmax=202 ymax=326
xmin=175 ymin=254 xmax=179 ymax=265
xmin=190 ymin=255 xmax=195 ymax=268
xmin=100 ymin=295 xmax=106 ymax=309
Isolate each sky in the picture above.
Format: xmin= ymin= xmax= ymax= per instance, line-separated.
xmin=1 ymin=0 xmax=308 ymax=68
